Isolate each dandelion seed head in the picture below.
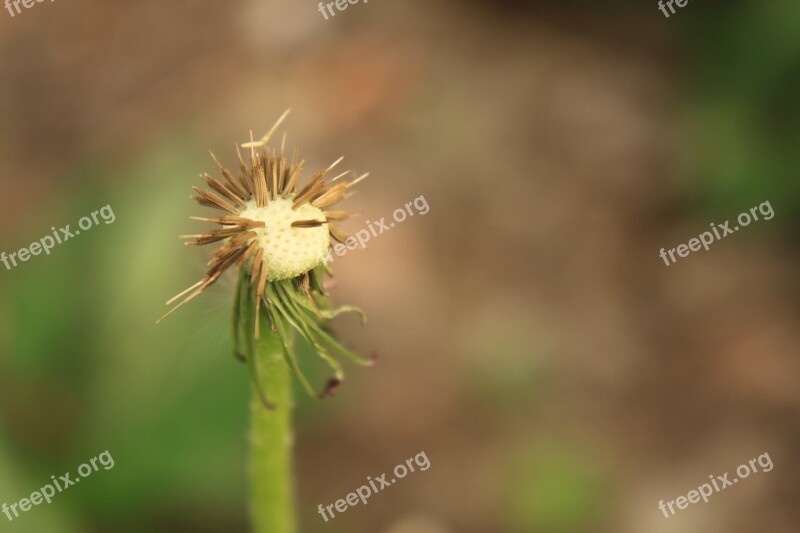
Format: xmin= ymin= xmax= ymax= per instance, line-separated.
xmin=159 ymin=111 xmax=372 ymax=398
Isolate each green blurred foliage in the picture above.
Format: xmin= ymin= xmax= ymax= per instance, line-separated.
xmin=686 ymin=0 xmax=800 ymax=227
xmin=502 ymin=442 xmax=611 ymax=533
xmin=0 ymin=137 xmax=253 ymax=532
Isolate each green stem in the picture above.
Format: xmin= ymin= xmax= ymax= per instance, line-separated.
xmin=240 ymin=275 xmax=297 ymax=533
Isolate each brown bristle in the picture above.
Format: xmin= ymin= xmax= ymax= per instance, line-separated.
xmin=210 ymin=151 xmax=250 ymax=199
xmin=322 ymin=210 xmax=350 ymax=221
xmin=292 ymin=178 xmax=326 ymax=209
xmin=235 ymin=240 xmax=259 ymax=269
xmin=158 ymin=269 xmax=223 ymax=324
xmin=254 ymin=264 xmax=269 ymax=338
xmin=291 ymin=219 xmax=326 ymax=228
xmin=293 ymin=171 xmax=324 ymax=201
xmin=208 ymin=244 xmax=246 ymax=275
xmin=190 ymin=216 xmax=265 ymax=229
xmin=192 ymin=187 xmax=239 ymax=214
xmin=328 ymin=225 xmax=349 ymax=243
xmin=202 ymin=173 xmax=246 ymax=209
xmin=282 ymin=160 xmax=304 ymax=198
xmin=183 ymin=226 xmax=247 ymax=246
xmin=312 ymin=182 xmax=348 ymax=209
xmin=250 ymin=249 xmax=264 ymax=286
xmin=298 ymin=272 xmax=310 ymax=294
xmin=277 ymin=154 xmax=286 ymax=194
xmin=236 ymin=145 xmax=255 ymax=195
xmin=206 ymin=230 xmax=258 ymax=259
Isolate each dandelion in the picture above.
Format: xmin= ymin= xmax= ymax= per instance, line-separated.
xmin=158 ymin=110 xmax=371 ymax=533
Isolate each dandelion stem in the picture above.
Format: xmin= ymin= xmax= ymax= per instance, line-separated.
xmin=239 ymin=272 xmax=297 ymax=533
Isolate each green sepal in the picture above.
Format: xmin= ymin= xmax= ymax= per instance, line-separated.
xmin=237 ymin=271 xmax=273 ymax=409
xmin=264 ymin=287 xmax=316 ymax=397
xmin=269 ymin=282 xmax=344 ymax=384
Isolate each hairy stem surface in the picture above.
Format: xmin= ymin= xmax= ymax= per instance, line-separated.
xmin=239 ymin=273 xmax=296 ymax=533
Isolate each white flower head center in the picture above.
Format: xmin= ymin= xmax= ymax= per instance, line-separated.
xmin=239 ymin=196 xmax=329 ymax=281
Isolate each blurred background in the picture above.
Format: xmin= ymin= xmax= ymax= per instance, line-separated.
xmin=1 ymin=0 xmax=799 ymax=532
